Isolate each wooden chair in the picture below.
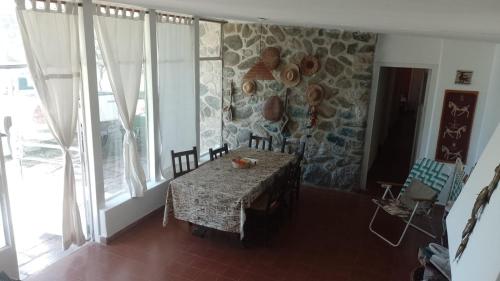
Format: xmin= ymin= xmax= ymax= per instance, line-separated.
xmin=246 ymin=166 xmax=289 ymax=245
xmin=281 ymin=137 xmax=306 ymax=202
xmin=248 ymin=133 xmax=272 ymax=151
xmin=209 ymin=143 xmax=229 ymax=161
xmin=171 ymin=147 xmax=198 ymax=179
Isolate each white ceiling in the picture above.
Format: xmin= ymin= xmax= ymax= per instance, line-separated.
xmin=116 ymin=0 xmax=500 ymax=41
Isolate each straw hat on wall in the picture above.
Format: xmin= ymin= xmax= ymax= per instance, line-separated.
xmin=241 ymin=80 xmax=256 ymax=95
xmin=261 ymin=47 xmax=281 ymax=70
xmin=306 ymin=84 xmax=324 ymax=106
xmin=301 ymin=55 xmax=320 ymax=76
xmin=280 ymin=63 xmax=301 ymax=87
xmin=262 ymin=96 xmax=284 ymax=122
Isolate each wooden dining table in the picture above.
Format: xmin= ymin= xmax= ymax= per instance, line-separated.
xmin=162 ymin=147 xmax=296 ymax=239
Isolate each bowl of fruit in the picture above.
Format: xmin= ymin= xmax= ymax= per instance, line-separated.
xmin=231 ymin=157 xmax=256 ymax=169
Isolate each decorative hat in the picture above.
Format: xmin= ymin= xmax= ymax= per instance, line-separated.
xmin=280 ymin=63 xmax=301 ymax=87
xmin=301 ymin=55 xmax=320 ymax=76
xmin=242 ymin=80 xmax=256 ymax=95
xmin=306 ymin=84 xmax=324 ymax=106
xmin=243 ymin=60 xmax=275 ymax=81
xmin=262 ymin=96 xmax=284 ymax=122
xmin=261 ymin=47 xmax=281 ymax=70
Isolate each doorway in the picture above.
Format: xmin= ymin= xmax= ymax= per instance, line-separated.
xmin=365 ymin=67 xmax=429 ymax=192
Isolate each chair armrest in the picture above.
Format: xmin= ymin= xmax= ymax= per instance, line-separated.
xmin=376 ymin=181 xmax=404 ymax=187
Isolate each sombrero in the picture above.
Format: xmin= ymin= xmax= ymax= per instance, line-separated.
xmin=280 ymin=63 xmax=301 ymax=87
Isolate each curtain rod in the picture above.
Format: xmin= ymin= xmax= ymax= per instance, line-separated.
xmin=199 ymin=17 xmax=228 ymax=24
xmin=31 ymin=0 xmax=228 ymax=23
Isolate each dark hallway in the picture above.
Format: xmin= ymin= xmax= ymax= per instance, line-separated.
xmin=366 ymin=67 xmax=428 ymax=195
xmin=367 ymin=110 xmax=417 ymax=194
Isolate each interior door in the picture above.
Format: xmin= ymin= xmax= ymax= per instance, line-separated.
xmin=409 ymin=69 xmax=429 ymax=166
xmin=0 ymin=140 xmax=19 ymax=279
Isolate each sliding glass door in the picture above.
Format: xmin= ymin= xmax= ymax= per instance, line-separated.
xmin=0 ymin=1 xmax=92 ymax=278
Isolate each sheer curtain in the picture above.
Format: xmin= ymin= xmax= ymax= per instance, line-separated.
xmin=157 ymin=17 xmax=196 ymax=178
xmin=94 ymin=9 xmax=147 ymax=197
xmin=16 ymin=1 xmax=85 ymax=249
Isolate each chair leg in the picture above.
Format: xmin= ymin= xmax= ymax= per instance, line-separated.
xmin=289 ymin=190 xmax=294 ymax=216
xmin=295 ymin=175 xmax=301 ymax=201
xmin=404 ymin=217 xmax=437 ymax=239
xmin=369 ymin=204 xmax=420 ymax=247
xmin=265 ymin=215 xmax=272 ymax=247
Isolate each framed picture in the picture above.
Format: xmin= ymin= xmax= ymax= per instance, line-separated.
xmin=435 ymin=90 xmax=478 ymax=163
xmin=455 ymin=70 xmax=473 ymax=85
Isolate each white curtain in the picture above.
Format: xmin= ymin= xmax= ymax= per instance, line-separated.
xmin=94 ymin=11 xmax=147 ymax=197
xmin=157 ymin=20 xmax=196 ymax=178
xmin=16 ymin=3 xmax=85 ymax=249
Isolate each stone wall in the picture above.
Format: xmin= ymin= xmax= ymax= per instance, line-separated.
xmin=221 ymin=23 xmax=376 ymax=189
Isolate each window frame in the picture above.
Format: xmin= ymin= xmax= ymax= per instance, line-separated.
xmin=197 ymin=20 xmax=224 ymax=159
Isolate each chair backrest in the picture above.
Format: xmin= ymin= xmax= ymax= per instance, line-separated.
xmin=209 ymin=143 xmax=229 ymax=161
xmin=281 ymin=137 xmax=306 ymax=161
xmin=399 ymin=179 xmax=439 ymax=210
xmin=400 ymin=158 xmax=450 ymax=197
xmin=265 ymin=165 xmax=290 ymax=213
xmin=248 ymin=132 xmax=272 ymax=151
xmin=448 ymin=158 xmax=466 ymax=202
xmin=171 ymin=146 xmax=198 ymax=178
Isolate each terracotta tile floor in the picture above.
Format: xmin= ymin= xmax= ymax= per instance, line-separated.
xmin=26 ymin=187 xmax=441 ymax=281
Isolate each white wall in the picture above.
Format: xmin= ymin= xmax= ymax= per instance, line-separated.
xmin=428 ymin=40 xmax=495 ymax=166
xmin=446 ymin=123 xmax=500 ymax=281
xmin=371 ymin=34 xmax=500 ymax=168
xmin=362 ymin=34 xmax=500 ymax=199
xmin=100 ymin=182 xmax=167 ymax=238
xmin=478 ymin=45 xmax=500 ymax=151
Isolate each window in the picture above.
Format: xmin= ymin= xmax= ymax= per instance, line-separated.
xmin=199 ymin=21 xmax=223 ymax=155
xmin=95 ymin=41 xmax=149 ymax=200
xmin=0 ymin=207 xmax=6 ymax=248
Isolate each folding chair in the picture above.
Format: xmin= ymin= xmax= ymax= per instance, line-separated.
xmin=369 ymin=158 xmax=451 ymax=247
xmin=441 ymin=158 xmax=466 ymax=245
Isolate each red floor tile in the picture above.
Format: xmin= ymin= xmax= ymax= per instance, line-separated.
xmin=26 ymin=187 xmax=441 ymax=281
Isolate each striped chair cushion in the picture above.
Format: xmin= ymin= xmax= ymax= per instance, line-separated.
xmin=402 ymin=158 xmax=450 ymax=195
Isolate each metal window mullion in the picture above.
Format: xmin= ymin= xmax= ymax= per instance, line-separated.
xmin=194 ymin=17 xmax=201 ymax=157
xmin=79 ymin=0 xmax=104 ymax=241
xmin=145 ymin=10 xmax=161 ymax=181
xmin=218 ymin=22 xmax=223 ymax=147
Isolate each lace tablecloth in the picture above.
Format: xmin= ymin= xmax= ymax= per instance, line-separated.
xmin=162 ymin=147 xmax=296 ymax=239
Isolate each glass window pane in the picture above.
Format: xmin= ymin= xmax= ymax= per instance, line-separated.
xmin=199 ymin=21 xmax=221 ymax=58
xmin=199 ymin=60 xmax=222 ymax=155
xmin=95 ymin=42 xmax=149 ymax=200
